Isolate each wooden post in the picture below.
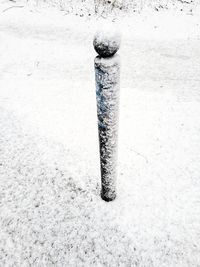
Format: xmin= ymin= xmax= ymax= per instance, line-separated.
xmin=93 ymin=27 xmax=121 ymax=201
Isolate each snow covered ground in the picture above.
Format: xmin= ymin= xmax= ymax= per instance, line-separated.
xmin=0 ymin=4 xmax=200 ymax=266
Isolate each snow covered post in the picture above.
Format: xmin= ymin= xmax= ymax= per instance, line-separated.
xmin=93 ymin=25 xmax=121 ymax=202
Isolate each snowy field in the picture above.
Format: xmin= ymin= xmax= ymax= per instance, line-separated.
xmin=0 ymin=3 xmax=200 ymax=266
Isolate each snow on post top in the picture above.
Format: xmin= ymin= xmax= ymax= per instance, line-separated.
xmin=93 ymin=23 xmax=121 ymax=58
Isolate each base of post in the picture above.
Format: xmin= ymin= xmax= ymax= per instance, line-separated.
xmin=101 ymin=191 xmax=116 ymax=202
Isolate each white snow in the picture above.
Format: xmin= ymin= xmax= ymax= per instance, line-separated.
xmin=0 ymin=3 xmax=200 ymax=266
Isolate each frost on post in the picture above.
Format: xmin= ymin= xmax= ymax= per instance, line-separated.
xmin=94 ymin=26 xmax=121 ymax=202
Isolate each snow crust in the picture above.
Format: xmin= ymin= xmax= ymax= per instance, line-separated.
xmin=0 ymin=4 xmax=200 ymax=266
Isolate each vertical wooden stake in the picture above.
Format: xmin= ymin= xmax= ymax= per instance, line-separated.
xmin=94 ymin=53 xmax=120 ymax=201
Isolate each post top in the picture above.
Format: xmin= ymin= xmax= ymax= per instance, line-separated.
xmin=93 ymin=23 xmax=121 ymax=58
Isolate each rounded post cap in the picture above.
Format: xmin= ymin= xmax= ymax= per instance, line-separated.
xmin=93 ymin=23 xmax=121 ymax=58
